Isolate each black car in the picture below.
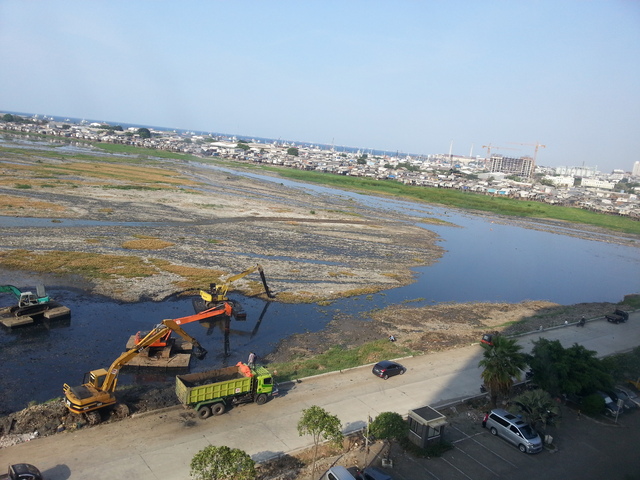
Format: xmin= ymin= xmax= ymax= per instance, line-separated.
xmin=372 ymin=360 xmax=406 ymax=379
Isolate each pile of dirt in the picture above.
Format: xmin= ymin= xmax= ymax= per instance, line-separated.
xmin=264 ymin=300 xmax=620 ymax=363
xmin=257 ymin=432 xmax=386 ymax=480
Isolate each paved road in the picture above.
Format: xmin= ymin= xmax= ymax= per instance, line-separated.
xmin=2 ymin=313 xmax=639 ymax=479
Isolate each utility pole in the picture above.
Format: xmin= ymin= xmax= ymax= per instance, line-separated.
xmin=364 ymin=414 xmax=371 ymax=466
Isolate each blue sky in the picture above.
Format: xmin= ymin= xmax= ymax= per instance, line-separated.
xmin=1 ymin=1 xmax=638 ymax=172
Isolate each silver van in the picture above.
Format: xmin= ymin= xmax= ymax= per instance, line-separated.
xmin=486 ymin=408 xmax=543 ymax=454
xmin=324 ymin=466 xmax=357 ymax=480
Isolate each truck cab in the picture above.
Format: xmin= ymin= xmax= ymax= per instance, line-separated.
xmin=255 ymin=368 xmax=278 ymax=397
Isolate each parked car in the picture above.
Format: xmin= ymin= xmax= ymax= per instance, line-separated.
xmin=357 ymin=467 xmax=393 ymax=480
xmin=613 ymin=385 xmax=640 ymax=409
xmin=372 ymin=360 xmax=406 ymax=379
xmin=324 ymin=466 xmax=356 ymax=480
xmin=596 ymin=391 xmax=623 ymax=416
xmin=485 ymin=408 xmax=543 ymax=454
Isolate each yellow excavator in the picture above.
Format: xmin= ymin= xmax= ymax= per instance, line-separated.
xmin=193 ymin=264 xmax=275 ymax=319
xmin=63 ymin=319 xmax=207 ymax=424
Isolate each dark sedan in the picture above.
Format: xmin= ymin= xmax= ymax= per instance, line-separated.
xmin=372 ymin=360 xmax=406 ymax=379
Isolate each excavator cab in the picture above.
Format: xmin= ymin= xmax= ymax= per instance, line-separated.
xmin=15 ymin=285 xmax=50 ymax=307
xmin=196 ymin=265 xmax=275 ymax=318
xmin=201 ymin=283 xmax=224 ymax=304
xmin=86 ymin=368 xmax=110 ymax=390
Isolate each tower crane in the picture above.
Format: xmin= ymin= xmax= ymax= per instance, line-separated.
xmin=506 ymin=142 xmax=546 ymax=164
xmin=481 ymin=144 xmax=520 ymax=163
xmin=481 ymin=144 xmax=521 ymax=170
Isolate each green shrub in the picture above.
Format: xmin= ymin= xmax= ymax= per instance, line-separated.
xmin=581 ymin=393 xmax=605 ymax=415
xmin=398 ymin=437 xmax=453 ymax=458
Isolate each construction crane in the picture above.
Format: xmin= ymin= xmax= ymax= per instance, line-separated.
xmin=507 ymin=142 xmax=546 ymax=164
xmin=481 ymin=144 xmax=520 ymax=158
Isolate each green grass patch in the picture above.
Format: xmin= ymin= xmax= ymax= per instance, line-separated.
xmin=0 ymin=249 xmax=158 ymax=279
xmin=268 ymin=340 xmax=417 ymax=382
xmin=398 ymin=437 xmax=454 ymax=458
xmin=95 ymin=143 xmax=203 ymax=162
xmin=255 ymin=166 xmax=640 ymax=235
xmin=621 ymin=294 xmax=640 ymax=309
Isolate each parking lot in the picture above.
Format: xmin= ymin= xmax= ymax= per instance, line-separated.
xmin=383 ymin=403 xmax=640 ymax=480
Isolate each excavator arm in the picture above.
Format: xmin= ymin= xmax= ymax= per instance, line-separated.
xmin=0 ymin=284 xmax=50 ymax=306
xmin=199 ymin=264 xmax=275 ymax=304
xmin=174 ymin=302 xmax=232 ymax=325
xmin=135 ymin=304 xmax=232 ymax=346
xmin=0 ymin=285 xmax=22 ymax=299
xmin=91 ymin=320 xmax=207 ymax=395
xmin=64 ymin=320 xmax=206 ymax=419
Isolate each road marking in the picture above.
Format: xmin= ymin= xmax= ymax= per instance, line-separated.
xmin=440 ymin=457 xmax=474 ymax=479
xmin=401 ymin=455 xmax=441 ymax=480
xmin=449 ymin=424 xmax=518 ymax=468
xmin=453 ymin=444 xmax=501 ymax=476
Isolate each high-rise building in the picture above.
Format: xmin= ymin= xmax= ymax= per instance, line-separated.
xmin=632 ymin=161 xmax=640 ymax=177
xmin=489 ymin=155 xmax=534 ymax=178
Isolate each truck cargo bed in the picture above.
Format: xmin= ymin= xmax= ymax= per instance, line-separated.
xmin=176 ymin=364 xmax=254 ymax=406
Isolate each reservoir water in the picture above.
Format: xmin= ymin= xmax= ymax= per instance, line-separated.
xmin=1 ymin=162 xmax=639 ymax=412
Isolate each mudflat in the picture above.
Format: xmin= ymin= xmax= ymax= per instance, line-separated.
xmin=0 ymin=153 xmax=443 ymax=302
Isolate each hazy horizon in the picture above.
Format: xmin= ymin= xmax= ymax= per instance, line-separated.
xmin=1 ymin=1 xmax=638 ymax=172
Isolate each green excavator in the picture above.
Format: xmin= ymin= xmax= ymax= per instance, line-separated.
xmin=0 ymin=284 xmax=55 ymax=318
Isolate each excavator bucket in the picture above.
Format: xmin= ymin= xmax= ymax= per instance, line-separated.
xmin=259 ymin=269 xmax=276 ymax=299
xmin=193 ymin=345 xmax=208 ymax=360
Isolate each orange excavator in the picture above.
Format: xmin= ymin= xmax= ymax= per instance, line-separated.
xmin=134 ymin=302 xmax=233 ymax=348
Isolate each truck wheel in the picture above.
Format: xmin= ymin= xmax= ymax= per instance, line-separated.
xmin=256 ymin=394 xmax=268 ymax=405
xmin=212 ymin=403 xmax=225 ymax=416
xmin=198 ymin=406 xmax=212 ymax=419
xmin=85 ymin=411 xmax=101 ymax=425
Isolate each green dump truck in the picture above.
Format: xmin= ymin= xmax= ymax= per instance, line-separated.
xmin=176 ymin=362 xmax=278 ymax=418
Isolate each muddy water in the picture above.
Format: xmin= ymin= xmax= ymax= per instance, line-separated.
xmin=2 ymin=162 xmax=640 ymax=412
xmin=2 ymin=214 xmax=639 ymax=413
xmin=0 ymin=285 xmax=325 ymax=413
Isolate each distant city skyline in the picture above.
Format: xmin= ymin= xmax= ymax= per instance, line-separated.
xmin=1 ymin=1 xmax=638 ymax=173
xmin=2 ymin=108 xmax=636 ymax=175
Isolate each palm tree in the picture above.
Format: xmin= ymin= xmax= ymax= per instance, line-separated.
xmin=513 ymin=389 xmax=560 ymax=434
xmin=479 ymin=335 xmax=527 ymax=407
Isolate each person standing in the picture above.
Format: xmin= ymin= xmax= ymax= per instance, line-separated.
xmin=247 ymin=352 xmax=256 ymax=368
xmin=482 ymin=412 xmax=489 ymax=428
